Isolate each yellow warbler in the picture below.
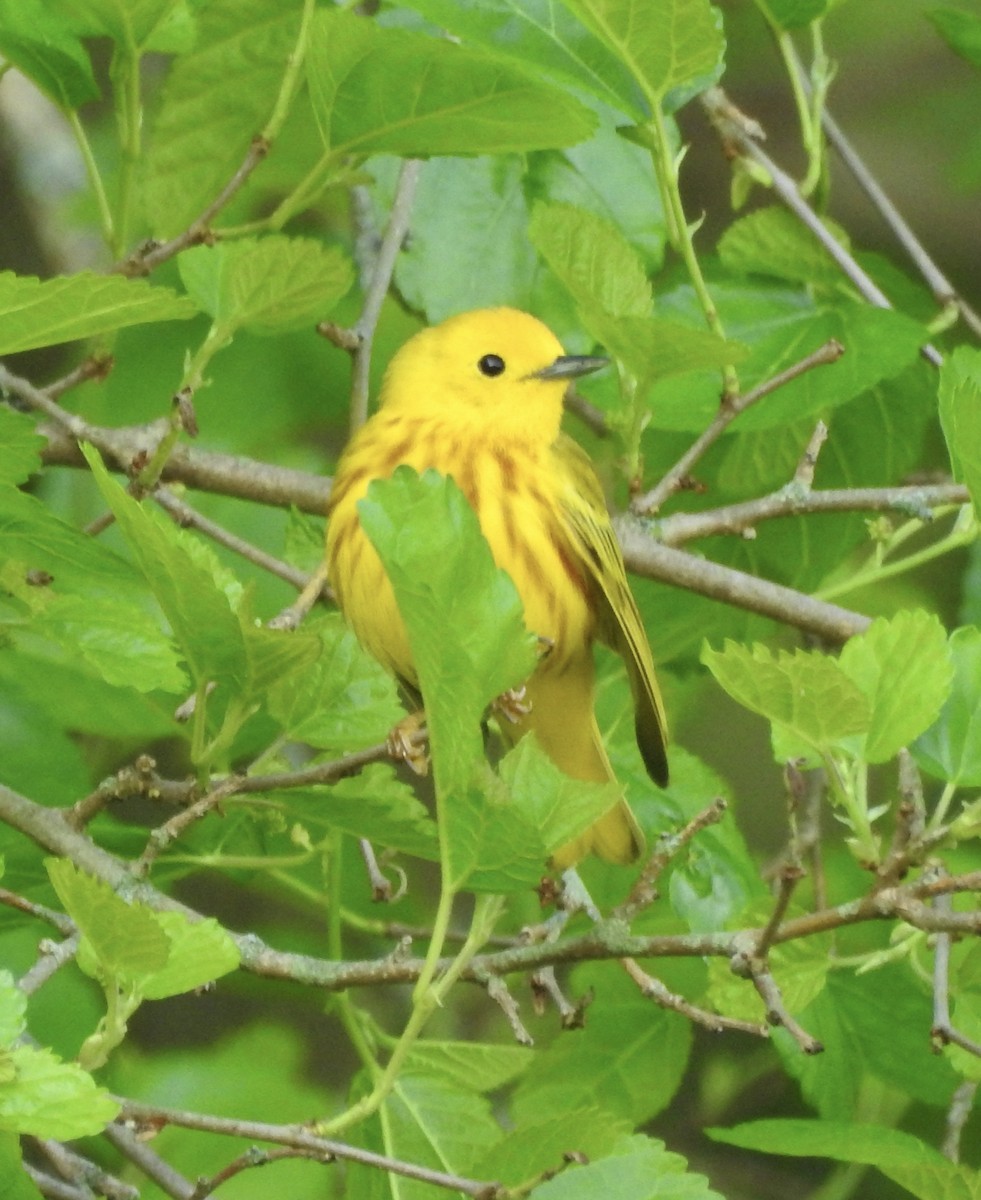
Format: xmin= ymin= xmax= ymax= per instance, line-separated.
xmin=326 ymin=308 xmax=668 ymax=868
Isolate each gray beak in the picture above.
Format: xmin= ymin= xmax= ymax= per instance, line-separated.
xmin=528 ymin=354 xmax=608 ymax=381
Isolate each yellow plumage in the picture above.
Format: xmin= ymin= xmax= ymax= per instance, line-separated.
xmin=326 ymin=308 xmax=668 ymax=868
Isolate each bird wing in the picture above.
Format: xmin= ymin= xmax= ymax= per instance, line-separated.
xmin=553 ymin=435 xmax=669 ymax=786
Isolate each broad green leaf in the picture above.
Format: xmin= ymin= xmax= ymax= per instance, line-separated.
xmin=529 ymin=199 xmax=653 ymax=322
xmin=266 ymin=614 xmax=403 ymax=751
xmin=497 ymin=735 xmax=620 ymax=861
xmin=82 ymin=444 xmax=250 ymax=694
xmin=308 ymin=9 xmax=596 ymax=158
xmin=145 ymin=0 xmax=302 ymax=236
xmin=24 ymin=592 xmax=187 ymax=695
xmin=0 ymin=975 xmax=25 ymax=1047
xmin=513 ymin=965 xmax=692 ymax=1127
xmin=929 ymin=7 xmax=981 ymax=70
xmin=755 ymin=0 xmax=831 ymax=31
xmin=0 ymin=272 xmax=196 ymax=355
xmin=915 ymin=626 xmax=981 ymax=785
xmin=531 ymin=1133 xmax=725 ymax=1199
xmin=398 ymin=0 xmax=649 ymax=118
xmin=701 ymin=640 xmax=870 ymax=753
xmin=357 ymin=469 xmax=538 ymax=887
xmin=0 ymin=674 xmax=91 ymax=806
xmin=48 ymin=0 xmax=194 ymax=51
xmin=280 ymin=769 xmax=440 ymax=861
xmin=0 ymin=1132 xmax=44 ymax=1200
xmin=139 ymin=912 xmax=239 ymax=1000
xmin=650 ymin=285 xmax=926 ymax=432
xmin=593 ymin=312 xmax=746 ymax=397
xmin=383 ymin=1072 xmax=502 ymax=1188
xmin=718 ymin=205 xmax=850 ymax=290
xmin=560 ymin=0 xmax=725 ymax=110
xmin=403 ymin=1042 xmax=532 ymax=1093
xmin=530 ymin=127 xmax=667 ymax=268
xmin=374 ymin=155 xmax=537 ymax=323
xmin=0 ymin=0 xmax=99 ymax=108
xmin=838 ymin=610 xmax=952 ymax=763
xmin=0 ymin=1044 xmax=119 ymax=1138
xmin=0 ymin=409 xmax=44 ymax=487
xmin=177 ymin=237 xmax=353 ymax=336
xmin=240 ymin=620 xmax=322 ymax=706
xmin=46 ymin=859 xmax=170 ymax=980
xmin=939 ymin=346 xmax=981 ymax=510
xmin=474 ymin=1109 xmax=630 ymax=1187
xmin=707 ymin=1118 xmax=950 ymax=1166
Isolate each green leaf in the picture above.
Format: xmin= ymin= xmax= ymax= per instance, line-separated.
xmin=138 ymin=912 xmax=239 ymax=1000
xmin=46 ymin=859 xmax=171 ymax=981
xmin=701 ymin=639 xmax=870 ymax=754
xmin=266 ymin=614 xmax=403 ymax=751
xmin=651 ymin=285 xmax=927 ymax=432
xmin=513 ymin=965 xmax=692 ymax=1127
xmin=559 ymin=0 xmax=725 ymax=110
xmin=838 ymin=610 xmax=952 ymax=763
xmin=915 ymin=626 xmax=981 ymax=786
xmin=376 ymin=155 xmax=537 ymax=323
xmin=707 ymin=1120 xmax=978 ymax=1200
xmin=755 ymin=0 xmax=831 ymax=31
xmin=308 ymin=9 xmax=596 ymax=158
xmin=50 ymin=0 xmax=194 ymax=51
xmin=594 ymin=312 xmax=746 ymax=396
xmin=498 ymin=735 xmax=620 ymax=861
xmin=177 ymin=237 xmax=353 ymax=336
xmin=25 ymin=592 xmax=187 ymax=695
xmin=718 ymin=205 xmax=850 ymax=290
xmin=279 ymin=769 xmax=440 ymax=861
xmin=0 ymin=409 xmax=44 ymax=487
xmin=0 ymin=1132 xmax=45 ymax=1200
xmin=403 ymin=1041 xmax=532 ymax=1093
xmin=398 ymin=0 xmax=649 ymax=119
xmin=474 ymin=1109 xmax=631 ymax=1187
xmin=531 ymin=1133 xmax=725 ymax=1199
xmin=929 ymin=7 xmax=981 ymax=71
xmin=939 ymin=346 xmax=981 ymax=509
xmin=357 ymin=469 xmax=538 ymax=885
xmin=0 ymin=1044 xmax=119 ymax=1139
xmin=81 ymin=444 xmax=250 ymax=694
xmin=0 ymin=272 xmax=196 ymax=355
xmin=0 ymin=0 xmax=99 ymax=108
xmin=144 ymin=0 xmax=302 ymax=236
xmin=529 ymin=199 xmax=653 ymax=322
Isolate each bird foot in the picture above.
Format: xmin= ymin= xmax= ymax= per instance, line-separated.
xmin=492 ymin=684 xmax=532 ymax=725
xmin=387 ymin=711 xmax=429 ymax=776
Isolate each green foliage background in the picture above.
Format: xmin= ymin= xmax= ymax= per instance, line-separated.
xmin=1 ymin=1 xmax=980 ymax=1198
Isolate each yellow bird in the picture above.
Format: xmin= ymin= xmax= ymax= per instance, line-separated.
xmin=326 ymin=308 xmax=668 ymax=868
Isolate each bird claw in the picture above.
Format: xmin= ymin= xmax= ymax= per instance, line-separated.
xmin=493 ymin=685 xmax=532 ymax=725
xmin=387 ymin=712 xmax=429 ymax=776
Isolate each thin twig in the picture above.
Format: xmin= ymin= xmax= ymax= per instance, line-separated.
xmin=134 ymin=775 xmax=244 ymax=877
xmin=732 ymin=956 xmax=823 ymax=1053
xmin=942 ymin=1080 xmax=979 ymax=1163
xmin=0 ymin=888 xmax=74 ymax=936
xmin=477 ymin=973 xmax=534 ymax=1045
xmin=792 ymin=420 xmax=828 ymax=489
xmin=102 ymin=1123 xmax=196 ymax=1200
xmin=190 ymin=1147 xmax=334 ymax=1200
xmin=633 ymin=339 xmax=844 ymax=515
xmin=31 ymin=1138 xmax=138 ymax=1200
xmin=530 ymin=966 xmax=588 ymax=1029
xmin=67 ymin=756 xmax=193 ymax=829
xmin=700 ymin=86 xmax=943 ymax=367
xmin=755 ymin=865 xmax=806 ymax=958
xmin=932 ymin=892 xmax=981 ymax=1059
xmin=656 ymin=482 xmax=966 ymax=546
xmin=621 ymin=957 xmax=768 ymax=1037
xmin=117 ymin=1099 xmax=501 ymax=1198
xmin=818 ymin=104 xmax=981 ymax=339
xmin=617 ymin=798 xmax=728 ymax=920
xmin=153 ymin=488 xmax=312 ymax=591
xmin=344 ymin=158 xmax=423 ymax=433
xmin=358 ymin=838 xmax=407 ymax=903
xmin=18 ymin=933 xmax=81 ymax=997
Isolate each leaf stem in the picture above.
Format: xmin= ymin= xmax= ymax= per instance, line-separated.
xmin=67 ymin=109 xmax=116 ymax=251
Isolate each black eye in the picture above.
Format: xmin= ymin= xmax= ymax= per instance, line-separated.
xmin=477 ymin=354 xmax=505 ymax=377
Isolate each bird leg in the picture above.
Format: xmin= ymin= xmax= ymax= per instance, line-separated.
xmin=491 ymin=683 xmax=532 ymax=725
xmin=386 ymin=711 xmax=429 ymax=776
